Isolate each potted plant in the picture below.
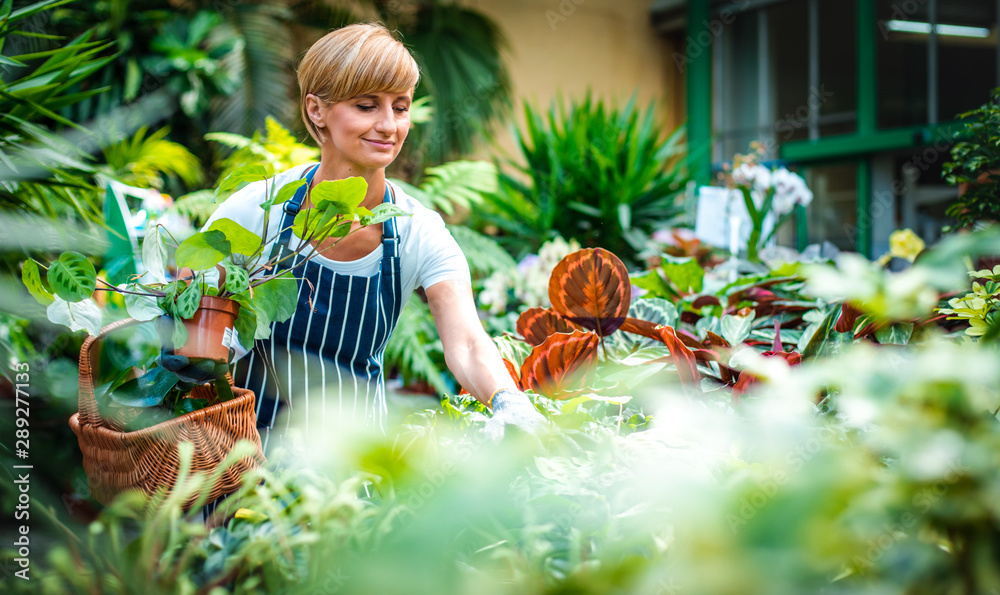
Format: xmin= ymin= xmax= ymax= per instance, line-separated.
xmin=942 ymin=87 xmax=1000 ymax=232
xmin=22 ymin=165 xmax=408 ymax=418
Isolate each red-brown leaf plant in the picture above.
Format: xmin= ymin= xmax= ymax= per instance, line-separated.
xmin=520 ymin=330 xmax=601 ymax=398
xmin=548 ymin=248 xmax=631 ymax=338
xmin=517 ymin=307 xmax=583 ymax=346
xmin=658 ymin=325 xmax=701 ymax=386
xmin=731 ymin=321 xmax=802 ymax=403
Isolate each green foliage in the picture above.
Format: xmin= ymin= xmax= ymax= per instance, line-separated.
xmin=938 ymin=264 xmax=1000 ymax=340
xmin=942 ymin=87 xmax=1000 ymax=230
xmin=99 ymin=125 xmax=203 ymax=190
xmin=206 ymin=116 xmax=320 ymax=188
xmin=0 ymin=0 xmax=111 ymax=221
xmin=479 ymin=94 xmax=688 ymax=265
xmin=390 ymin=160 xmax=497 ymax=217
xmin=402 ymin=2 xmax=512 ymax=169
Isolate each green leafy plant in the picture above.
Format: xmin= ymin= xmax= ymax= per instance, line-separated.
xmin=942 ymin=87 xmax=1000 ymax=231
xmin=97 ymin=345 xmax=234 ymax=431
xmin=23 ymin=165 xmax=408 ymax=345
xmin=937 ymin=264 xmax=1000 ymax=341
xmin=477 ymin=94 xmax=688 ymax=266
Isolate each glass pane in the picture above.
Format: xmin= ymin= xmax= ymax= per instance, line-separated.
xmin=804 ymin=162 xmax=859 ymax=251
xmin=936 ymin=0 xmax=998 ymax=121
xmin=769 ymin=1 xmax=810 ymax=144
xmin=819 ymin=0 xmax=857 ymax=136
xmin=876 ymin=0 xmax=930 ymax=129
xmin=716 ymin=9 xmax=761 ymax=158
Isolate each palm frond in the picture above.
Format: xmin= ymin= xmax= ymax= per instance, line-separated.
xmin=209 ymin=1 xmax=294 ymax=136
xmin=446 ymin=224 xmax=516 ymax=280
xmin=404 ymin=2 xmax=511 ymax=166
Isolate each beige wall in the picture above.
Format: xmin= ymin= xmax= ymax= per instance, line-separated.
xmin=462 ymin=0 xmax=684 ymax=159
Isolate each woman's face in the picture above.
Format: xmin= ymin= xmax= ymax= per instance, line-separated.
xmin=308 ymin=89 xmax=413 ymax=174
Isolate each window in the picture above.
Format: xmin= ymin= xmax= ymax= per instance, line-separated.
xmin=877 ymin=0 xmax=999 ymax=127
xmin=715 ymin=0 xmax=859 ymax=163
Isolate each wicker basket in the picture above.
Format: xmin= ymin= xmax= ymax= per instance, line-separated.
xmin=69 ymin=318 xmax=266 ymax=510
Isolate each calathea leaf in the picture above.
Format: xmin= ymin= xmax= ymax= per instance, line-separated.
xmin=548 ymin=248 xmax=631 ymax=338
xmin=22 ymin=259 xmax=54 ymax=306
xmin=659 ymin=255 xmax=705 ymax=295
xmin=175 ymin=280 xmax=203 ymax=319
xmin=628 ymin=298 xmax=678 ymax=329
xmin=520 ymin=330 xmax=601 ymax=398
xmin=47 ymin=251 xmax=97 ymax=302
xmin=221 ymin=260 xmax=250 ymax=294
xmin=658 ymin=326 xmax=700 ymax=386
xmin=516 ymin=307 xmax=581 ymax=346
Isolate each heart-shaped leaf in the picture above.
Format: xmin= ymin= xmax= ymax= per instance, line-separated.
xmin=47 ymin=251 xmax=96 ymax=302
xmin=250 ymin=269 xmax=298 ymax=332
xmin=520 ymin=330 xmax=600 ymax=398
xmin=548 ymin=248 xmax=631 ymax=337
xmin=262 ymin=178 xmax=306 ymax=211
xmin=46 ymin=297 xmax=102 ymax=336
xmin=121 ymin=287 xmax=164 ymax=321
xmin=311 ymin=176 xmax=367 ymax=214
xmin=360 ymin=203 xmax=411 ymax=226
xmin=516 ymin=307 xmax=581 ymax=346
xmin=176 ymin=230 xmax=231 ymax=271
xmin=218 ymin=165 xmax=267 ymax=193
xmin=22 ymin=259 xmax=54 ymax=306
xmin=207 ymin=218 xmax=260 ymax=256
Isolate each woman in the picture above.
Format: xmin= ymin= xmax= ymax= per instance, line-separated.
xmin=204 ymin=23 xmax=542 ymax=455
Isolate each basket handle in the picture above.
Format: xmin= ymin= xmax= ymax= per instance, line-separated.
xmin=78 ymin=318 xmax=143 ymax=426
xmin=78 ymin=318 xmax=239 ymax=427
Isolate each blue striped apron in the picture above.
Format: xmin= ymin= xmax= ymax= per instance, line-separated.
xmin=232 ymin=165 xmax=403 ymax=454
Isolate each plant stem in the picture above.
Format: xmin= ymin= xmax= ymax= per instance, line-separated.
xmin=96 ymin=278 xmax=165 ymax=297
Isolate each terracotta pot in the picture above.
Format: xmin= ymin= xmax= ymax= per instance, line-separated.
xmin=175 ymin=296 xmax=240 ymax=362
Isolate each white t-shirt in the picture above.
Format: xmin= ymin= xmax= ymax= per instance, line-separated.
xmin=203 ymin=163 xmax=470 ymax=355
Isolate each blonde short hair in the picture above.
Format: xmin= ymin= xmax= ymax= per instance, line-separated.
xmin=298 ymin=23 xmax=420 ymax=144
